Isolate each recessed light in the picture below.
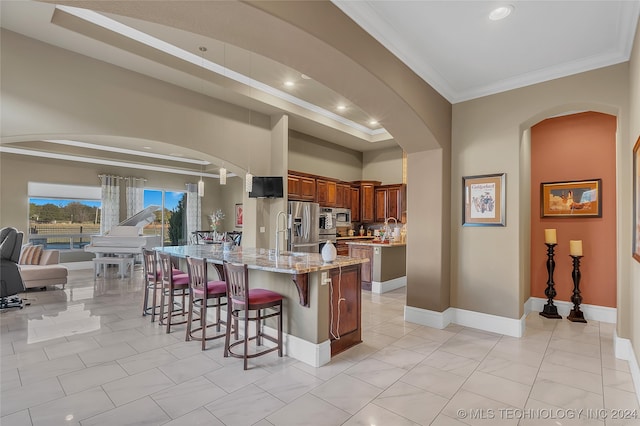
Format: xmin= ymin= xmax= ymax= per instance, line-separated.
xmin=337 ymin=105 xmax=346 ymax=111
xmin=143 ymin=146 xmax=152 ymax=150
xmin=301 ymin=74 xmax=311 ymax=80
xmin=284 ymin=80 xmax=295 ymax=87
xmin=489 ymin=5 xmax=513 ymax=21
xmin=369 ymin=120 xmax=379 ymax=126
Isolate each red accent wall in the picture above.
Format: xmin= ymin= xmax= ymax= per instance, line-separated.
xmin=531 ymin=111 xmax=617 ymax=308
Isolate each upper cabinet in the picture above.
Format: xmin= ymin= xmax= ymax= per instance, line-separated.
xmin=375 ymin=184 xmax=406 ymax=222
xmin=288 ymin=173 xmax=316 ymax=201
xmin=316 ymin=179 xmax=337 ymax=206
xmin=289 ymin=171 xmax=405 ymax=223
xmin=353 ymin=181 xmax=380 ymax=223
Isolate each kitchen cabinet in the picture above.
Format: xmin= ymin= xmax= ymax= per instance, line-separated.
xmin=336 ymin=183 xmax=351 ymax=208
xmin=329 ymin=264 xmax=361 ymax=356
xmin=353 ymin=181 xmax=379 ymax=223
xmin=375 ymin=184 xmax=406 ymax=223
xmin=348 ymin=241 xmax=406 ymax=294
xmin=316 ymin=179 xmax=337 ymax=206
xmin=288 ymin=173 xmax=316 ymax=201
xmin=348 ymin=244 xmax=372 ymax=289
xmin=350 ymin=186 xmax=360 ymax=222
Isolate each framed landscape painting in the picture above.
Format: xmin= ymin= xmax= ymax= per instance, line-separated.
xmin=462 ymin=173 xmax=506 ymax=226
xmin=634 ymin=137 xmax=640 ymax=262
xmin=541 ymin=179 xmax=602 ymax=218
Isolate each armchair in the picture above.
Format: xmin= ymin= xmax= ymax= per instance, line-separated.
xmin=0 ymin=227 xmax=26 ymax=309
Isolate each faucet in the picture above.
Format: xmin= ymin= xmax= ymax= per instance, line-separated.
xmin=275 ymin=211 xmax=288 ymax=257
xmin=384 ymin=217 xmax=397 ymax=242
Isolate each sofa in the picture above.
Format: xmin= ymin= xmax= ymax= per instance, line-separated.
xmin=18 ymin=247 xmax=68 ymax=290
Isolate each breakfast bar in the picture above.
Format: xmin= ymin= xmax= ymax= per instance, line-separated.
xmin=156 ymin=245 xmax=368 ymax=366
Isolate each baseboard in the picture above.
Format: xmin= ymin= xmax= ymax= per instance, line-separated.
xmin=614 ymin=331 xmax=640 ymax=407
xmin=404 ymin=305 xmax=525 ymax=337
xmin=371 ymin=276 xmax=406 ymax=294
xmin=525 ymin=297 xmax=617 ymax=323
xmin=404 ymin=305 xmax=453 ymax=329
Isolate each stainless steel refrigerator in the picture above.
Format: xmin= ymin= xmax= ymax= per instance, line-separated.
xmin=287 ymin=201 xmax=320 ymax=253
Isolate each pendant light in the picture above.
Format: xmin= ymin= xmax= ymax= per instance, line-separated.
xmin=245 ymin=171 xmax=253 ymax=192
xmin=245 ymin=127 xmax=253 ymax=192
xmin=197 ymin=176 xmax=204 ymax=197
xmin=219 ymin=165 xmax=227 ymax=185
xmin=197 ymin=46 xmax=207 ymax=197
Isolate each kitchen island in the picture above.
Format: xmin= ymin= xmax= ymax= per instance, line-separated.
xmin=347 ymin=241 xmax=407 ymax=293
xmin=156 ymin=245 xmax=367 ymax=366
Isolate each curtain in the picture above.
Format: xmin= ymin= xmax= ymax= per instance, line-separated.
xmin=185 ymin=183 xmax=200 ymax=245
xmin=99 ymin=175 xmax=120 ymax=234
xmin=125 ymin=177 xmax=145 ymax=218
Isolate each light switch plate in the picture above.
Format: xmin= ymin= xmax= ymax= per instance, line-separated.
xmin=260 ymin=227 xmax=265 ymax=233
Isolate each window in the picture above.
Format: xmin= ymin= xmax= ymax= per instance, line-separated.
xmin=144 ymin=189 xmax=186 ymax=245
xmin=28 ymin=182 xmax=101 ymax=249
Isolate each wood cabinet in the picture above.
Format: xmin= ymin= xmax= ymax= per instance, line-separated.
xmin=350 ymin=186 xmax=360 ymax=222
xmin=288 ymin=173 xmax=315 ymax=201
xmin=375 ymin=184 xmax=406 ymax=222
xmin=348 ymin=244 xmax=373 ymax=289
xmin=356 ymin=181 xmax=378 ymax=223
xmin=316 ymin=179 xmax=337 ymax=206
xmin=335 ymin=240 xmax=349 ymax=256
xmin=336 ymin=183 xmax=351 ymax=208
xmin=329 ymin=264 xmax=362 ymax=356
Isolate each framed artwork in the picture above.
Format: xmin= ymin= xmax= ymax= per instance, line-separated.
xmin=540 ymin=179 xmax=602 ymax=218
xmin=462 ymin=173 xmax=506 ymax=226
xmin=634 ymin=136 xmax=640 ymax=262
xmin=235 ymin=203 xmax=243 ymax=228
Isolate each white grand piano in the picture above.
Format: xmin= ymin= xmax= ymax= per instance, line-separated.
xmin=85 ymin=205 xmax=162 ymax=277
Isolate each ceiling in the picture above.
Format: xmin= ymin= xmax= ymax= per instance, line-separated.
xmin=336 ymin=0 xmax=640 ymax=103
xmin=1 ymin=1 xmax=639 ymax=175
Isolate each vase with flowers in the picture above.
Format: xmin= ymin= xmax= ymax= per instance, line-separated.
xmin=209 ymin=209 xmax=225 ymax=239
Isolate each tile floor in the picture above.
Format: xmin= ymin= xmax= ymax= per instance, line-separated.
xmin=1 ymin=266 xmax=639 ymax=426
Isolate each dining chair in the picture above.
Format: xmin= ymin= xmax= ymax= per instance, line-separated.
xmin=223 ymin=261 xmax=283 ymax=370
xmin=158 ymin=251 xmax=189 ymax=333
xmin=185 ymin=256 xmax=228 ymax=350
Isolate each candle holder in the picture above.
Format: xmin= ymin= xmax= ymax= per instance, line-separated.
xmin=567 ymin=255 xmax=587 ymax=323
xmin=540 ymin=243 xmax=562 ymax=319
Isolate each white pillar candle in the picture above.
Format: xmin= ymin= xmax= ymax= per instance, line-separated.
xmin=544 ymin=229 xmax=557 ymax=244
xmin=569 ymin=240 xmax=583 ymax=256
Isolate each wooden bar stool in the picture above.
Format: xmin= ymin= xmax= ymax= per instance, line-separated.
xmin=223 ymin=261 xmax=283 ymax=370
xmin=158 ymin=251 xmax=189 ymax=333
xmin=142 ymin=249 xmax=162 ymax=322
xmin=185 ymin=256 xmax=228 ymax=350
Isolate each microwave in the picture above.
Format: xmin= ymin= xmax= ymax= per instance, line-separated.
xmin=334 ymin=208 xmax=351 ymax=226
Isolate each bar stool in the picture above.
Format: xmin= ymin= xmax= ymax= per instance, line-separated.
xmin=223 ymin=261 xmax=283 ymax=370
xmin=185 ymin=256 xmax=228 ymax=350
xmin=142 ymin=249 xmax=162 ymax=321
xmin=158 ymin=251 xmax=189 ymax=333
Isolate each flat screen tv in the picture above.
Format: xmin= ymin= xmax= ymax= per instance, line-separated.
xmin=249 ymin=176 xmax=284 ymax=198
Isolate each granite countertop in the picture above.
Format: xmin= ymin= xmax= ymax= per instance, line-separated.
xmin=346 ymin=240 xmax=406 ymax=247
xmin=335 ymin=236 xmax=375 ymax=240
xmin=156 ymin=246 xmax=368 ymax=275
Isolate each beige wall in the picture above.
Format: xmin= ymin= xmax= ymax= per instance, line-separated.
xmin=288 ymin=131 xmax=363 ymax=181
xmin=452 ymin=64 xmax=630 ymax=322
xmin=628 ymin=16 xmax=640 ymax=365
xmin=363 ymin=147 xmax=404 ymax=185
xmin=0 ymin=30 xmax=273 ymax=178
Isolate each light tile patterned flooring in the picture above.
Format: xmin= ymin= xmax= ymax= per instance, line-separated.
xmin=1 ymin=267 xmax=639 ymax=425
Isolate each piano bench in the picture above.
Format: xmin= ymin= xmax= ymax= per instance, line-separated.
xmin=93 ymin=256 xmax=134 ymax=279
